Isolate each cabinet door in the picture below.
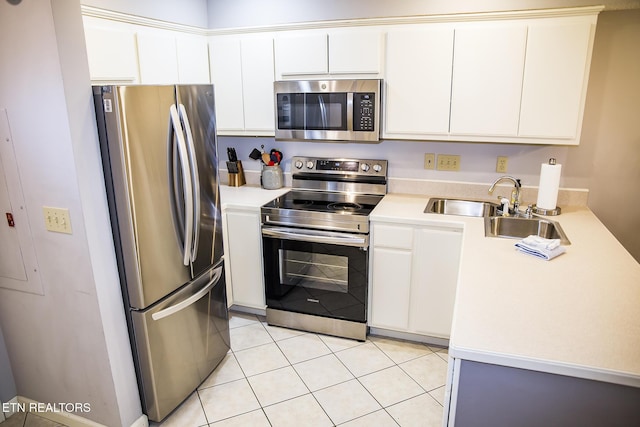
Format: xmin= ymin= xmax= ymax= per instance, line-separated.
xmin=241 ymin=37 xmax=275 ymax=133
xmin=328 ymin=30 xmax=382 ymax=74
xmin=224 ymin=209 xmax=266 ymax=309
xmin=275 ymin=32 xmax=328 ymax=77
xmin=409 ymin=227 xmax=462 ymax=338
xmin=176 ymin=35 xmax=210 ymax=84
xmin=136 ymin=31 xmax=179 ymax=84
xmin=384 ymin=26 xmax=454 ymax=137
xmin=209 ymin=37 xmax=245 ymax=132
xmin=370 ymin=247 xmax=412 ymax=330
xmin=519 ymin=20 xmax=593 ymax=139
xmin=450 ymin=24 xmax=527 ymax=136
xmin=84 ymin=24 xmax=138 ymax=82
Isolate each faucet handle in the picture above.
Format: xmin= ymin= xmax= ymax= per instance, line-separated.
xmin=525 ymin=204 xmax=533 ymax=218
xmin=499 ymin=197 xmax=510 ymax=216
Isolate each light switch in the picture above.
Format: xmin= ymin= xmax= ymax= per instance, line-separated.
xmin=424 ymin=153 xmax=435 ymax=170
xmin=43 ymin=207 xmax=72 ymax=234
xmin=436 ymin=155 xmax=461 ymax=171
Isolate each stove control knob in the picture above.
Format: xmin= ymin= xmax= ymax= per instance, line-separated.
xmin=306 ymin=161 xmax=314 ymax=169
xmin=360 ymin=163 xmax=370 ymax=172
xmin=294 ymin=160 xmax=303 ymax=169
xmin=373 ymin=164 xmax=382 ymax=173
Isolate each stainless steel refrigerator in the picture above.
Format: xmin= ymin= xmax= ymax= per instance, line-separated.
xmin=93 ymin=85 xmax=229 ymax=422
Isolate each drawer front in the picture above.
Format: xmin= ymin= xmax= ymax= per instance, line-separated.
xmin=372 ymin=223 xmax=413 ymax=249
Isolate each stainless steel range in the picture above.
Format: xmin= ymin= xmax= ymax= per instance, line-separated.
xmin=261 ymin=156 xmax=388 ymax=341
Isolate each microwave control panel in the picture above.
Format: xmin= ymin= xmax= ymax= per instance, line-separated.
xmin=353 ymin=93 xmax=375 ymax=132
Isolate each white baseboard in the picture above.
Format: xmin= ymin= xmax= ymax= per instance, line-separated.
xmin=368 ymin=327 xmax=450 ymax=348
xmin=12 ymin=396 xmax=148 ymax=427
xmin=1 ymin=396 xmax=19 ymax=421
xmin=130 ymin=414 xmax=149 ymax=427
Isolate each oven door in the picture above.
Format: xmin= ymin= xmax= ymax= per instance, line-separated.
xmin=262 ymin=226 xmax=368 ymax=323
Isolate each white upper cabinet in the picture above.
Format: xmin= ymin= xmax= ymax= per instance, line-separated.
xmin=241 ymin=37 xmax=276 ymax=133
xmin=137 ymin=31 xmax=210 ymax=84
xmin=384 ymin=25 xmax=454 ymax=138
xmin=83 ymin=18 xmax=138 ymax=83
xmin=275 ymin=32 xmax=328 ymax=77
xmin=518 ymin=19 xmax=593 ymax=139
xmin=176 ymin=35 xmax=210 ymax=84
xmin=210 ymin=34 xmax=275 ymax=135
xmin=383 ymin=11 xmax=598 ymax=144
xmin=274 ymin=28 xmax=383 ymax=79
xmin=450 ymin=23 xmax=527 ymax=137
xmin=328 ymin=30 xmax=383 ymax=74
xmin=82 ymin=6 xmax=599 ymax=143
xmin=209 ymin=38 xmax=245 ymax=132
xmin=136 ymin=32 xmax=180 ymax=84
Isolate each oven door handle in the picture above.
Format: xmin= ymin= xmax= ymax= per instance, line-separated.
xmin=262 ymin=226 xmax=368 ymax=248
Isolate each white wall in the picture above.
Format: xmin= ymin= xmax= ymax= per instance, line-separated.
xmin=207 ymin=0 xmax=640 ymax=29
xmin=82 ymin=0 xmax=209 ymax=28
xmin=580 ymin=10 xmax=640 ymax=261
xmin=0 ymin=1 xmax=141 ymax=426
xmin=0 ymin=324 xmax=16 ymax=405
xmin=217 ymin=138 xmax=582 ymax=188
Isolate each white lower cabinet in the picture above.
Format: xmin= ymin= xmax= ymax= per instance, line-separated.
xmin=370 ymin=222 xmax=462 ymax=339
xmin=371 ymin=247 xmax=412 ymax=330
xmin=222 ymin=207 xmax=266 ymax=310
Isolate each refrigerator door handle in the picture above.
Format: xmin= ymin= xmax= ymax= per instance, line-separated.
xmin=178 ymin=104 xmax=200 ymax=262
xmin=168 ymin=104 xmax=194 ymax=266
xmin=151 ymin=258 xmax=224 ymax=321
xmin=168 ymin=110 xmax=185 ymax=252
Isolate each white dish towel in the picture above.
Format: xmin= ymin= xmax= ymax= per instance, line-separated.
xmin=515 ymin=235 xmax=566 ymax=260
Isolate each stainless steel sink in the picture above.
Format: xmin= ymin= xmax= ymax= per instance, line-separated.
xmin=484 ymin=216 xmax=571 ymax=245
xmin=425 ymin=198 xmax=500 ymax=217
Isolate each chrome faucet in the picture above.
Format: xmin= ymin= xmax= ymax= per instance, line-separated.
xmin=488 ymin=176 xmax=521 ymax=215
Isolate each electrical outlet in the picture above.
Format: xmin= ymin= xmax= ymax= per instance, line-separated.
xmin=436 ymin=154 xmax=461 ymax=171
xmin=496 ymin=156 xmax=508 ymax=173
xmin=424 ymin=153 xmax=435 ymax=170
xmin=43 ymin=207 xmax=72 ymax=234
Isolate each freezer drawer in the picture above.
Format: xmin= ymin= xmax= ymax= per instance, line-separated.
xmin=131 ymin=262 xmax=229 ymax=422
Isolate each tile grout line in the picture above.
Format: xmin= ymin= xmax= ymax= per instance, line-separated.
xmin=209 ymin=313 xmax=448 ymax=426
xmin=234 ymin=320 xmax=279 ymax=425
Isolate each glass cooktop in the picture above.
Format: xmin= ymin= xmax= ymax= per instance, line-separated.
xmin=263 ymin=190 xmax=383 ymax=216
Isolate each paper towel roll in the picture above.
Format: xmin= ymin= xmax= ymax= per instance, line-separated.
xmin=537 ymin=160 xmax=562 ymax=210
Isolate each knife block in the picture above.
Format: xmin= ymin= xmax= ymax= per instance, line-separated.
xmin=228 ymin=161 xmax=246 ymax=187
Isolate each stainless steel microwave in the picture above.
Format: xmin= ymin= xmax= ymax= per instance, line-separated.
xmin=274 ymin=79 xmax=382 ymax=142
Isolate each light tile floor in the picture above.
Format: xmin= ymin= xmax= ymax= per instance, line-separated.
xmin=152 ymin=311 xmax=450 ymax=427
xmin=0 ymin=412 xmax=66 ymax=427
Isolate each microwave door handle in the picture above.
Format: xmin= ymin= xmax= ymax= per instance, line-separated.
xmin=318 ymin=94 xmax=327 ymax=128
xmin=178 ymin=104 xmax=200 ymax=262
xmin=169 ymin=104 xmax=194 ymax=266
xmin=347 ymin=92 xmax=354 ymax=131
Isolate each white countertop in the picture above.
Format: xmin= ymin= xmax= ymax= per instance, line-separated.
xmin=219 ymin=185 xmax=640 ymax=387
xmin=371 ymin=194 xmax=640 ymax=387
xmin=220 ymin=184 xmax=289 ymax=209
